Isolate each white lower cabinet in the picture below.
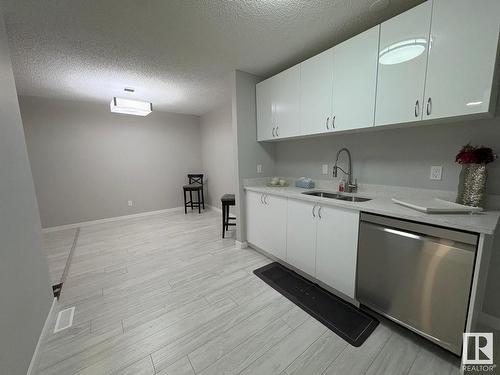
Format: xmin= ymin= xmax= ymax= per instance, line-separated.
xmin=285 ymin=199 xmax=359 ymax=300
xmin=246 ymin=191 xmax=287 ymax=260
xmin=247 ymin=192 xmax=359 ymax=300
xmin=286 ymin=199 xmax=317 ymax=276
xmin=315 ymin=205 xmax=359 ymax=299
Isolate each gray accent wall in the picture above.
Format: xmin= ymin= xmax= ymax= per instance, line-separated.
xmin=275 ymin=116 xmax=500 ymax=195
xmin=232 ymin=70 xmax=275 ymax=242
xmin=0 ymin=14 xmax=52 ymax=375
xmin=20 ymin=96 xmax=202 ymax=228
xmin=200 ymin=102 xmax=236 ymax=209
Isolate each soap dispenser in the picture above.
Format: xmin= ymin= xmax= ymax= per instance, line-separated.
xmin=338 ymin=177 xmax=346 ymax=192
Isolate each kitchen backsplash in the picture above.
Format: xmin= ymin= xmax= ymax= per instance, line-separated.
xmin=273 ymin=117 xmax=500 ymax=196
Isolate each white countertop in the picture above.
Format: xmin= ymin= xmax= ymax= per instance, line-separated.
xmin=244 ymin=185 xmax=500 ymax=235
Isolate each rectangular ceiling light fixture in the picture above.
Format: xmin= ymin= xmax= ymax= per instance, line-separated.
xmin=110 ymin=97 xmax=152 ymax=116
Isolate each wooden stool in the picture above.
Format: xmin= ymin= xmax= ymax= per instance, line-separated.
xmin=221 ymin=194 xmax=236 ymax=238
xmin=183 ymin=184 xmax=203 ymax=214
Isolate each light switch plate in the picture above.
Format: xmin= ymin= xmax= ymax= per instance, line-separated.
xmin=128 ymin=200 xmax=134 ymax=206
xmin=430 ymin=166 xmax=442 ymax=180
xmin=322 ymin=164 xmax=328 ymax=175
xmin=257 ymin=164 xmax=262 ymax=174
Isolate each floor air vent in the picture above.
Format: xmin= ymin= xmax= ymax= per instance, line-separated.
xmin=54 ymin=306 xmax=75 ymax=333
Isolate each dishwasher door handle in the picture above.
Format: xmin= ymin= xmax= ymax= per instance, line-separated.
xmin=366 ymin=222 xmax=476 ymax=253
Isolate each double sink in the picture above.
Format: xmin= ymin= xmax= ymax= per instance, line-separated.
xmin=302 ymin=191 xmax=372 ymax=203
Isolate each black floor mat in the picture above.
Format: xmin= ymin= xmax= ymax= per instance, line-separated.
xmin=254 ymin=262 xmax=378 ymax=347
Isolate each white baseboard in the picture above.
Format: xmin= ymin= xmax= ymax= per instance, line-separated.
xmin=235 ymin=240 xmax=248 ymax=249
xmin=208 ymin=205 xmax=222 ymax=214
xmin=27 ymin=297 xmax=57 ymax=375
xmin=209 ymin=205 xmax=237 ymax=216
xmin=42 ymin=207 xmax=184 ymax=233
xmin=479 ymin=312 xmax=500 ymax=331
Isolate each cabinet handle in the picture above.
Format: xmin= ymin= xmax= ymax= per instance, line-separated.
xmin=426 ymin=97 xmax=432 ymax=116
xmin=260 ymin=194 xmax=264 ymax=204
xmin=332 ymin=116 xmax=336 ymax=129
xmin=414 ymin=100 xmax=420 ymax=117
xmin=318 ymin=206 xmax=322 ymax=219
xmin=276 ymin=126 xmax=279 ymax=137
xmin=312 ymin=205 xmax=316 ymax=218
xmin=326 ymin=117 xmax=330 ymax=130
xmin=264 ymin=195 xmax=268 ymax=205
xmin=272 ymin=127 xmax=275 ymax=137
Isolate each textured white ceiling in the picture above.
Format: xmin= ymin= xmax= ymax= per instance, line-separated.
xmin=2 ymin=0 xmax=422 ymax=115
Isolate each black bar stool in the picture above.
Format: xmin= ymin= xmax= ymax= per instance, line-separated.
xmin=188 ymin=174 xmax=205 ymax=209
xmin=221 ymin=194 xmax=236 ymax=238
xmin=183 ymin=174 xmax=205 ymax=214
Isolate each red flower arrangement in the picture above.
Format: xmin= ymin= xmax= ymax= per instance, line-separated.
xmin=455 ymin=143 xmax=497 ymax=165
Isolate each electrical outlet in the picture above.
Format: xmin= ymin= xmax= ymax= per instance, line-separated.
xmin=128 ymin=200 xmax=134 ymax=207
xmin=257 ymin=164 xmax=262 ymax=174
xmin=430 ymin=166 xmax=442 ymax=180
xmin=322 ymin=164 xmax=328 ymax=175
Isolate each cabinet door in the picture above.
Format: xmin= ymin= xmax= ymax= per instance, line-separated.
xmin=273 ymin=65 xmax=300 ymax=139
xmin=256 ymin=79 xmax=274 ymax=141
xmin=299 ymin=48 xmax=334 ymax=135
xmin=286 ymin=199 xmax=317 ymax=276
xmin=423 ymin=0 xmax=500 ymax=120
xmin=375 ymin=2 xmax=432 ymax=126
xmin=262 ymin=194 xmax=288 ymax=260
xmin=316 ymin=206 xmax=359 ymax=299
xmin=332 ymin=26 xmax=379 ymax=131
xmin=246 ymin=191 xmax=265 ymax=249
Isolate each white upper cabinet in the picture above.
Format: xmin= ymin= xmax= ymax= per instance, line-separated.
xmin=375 ymin=1 xmax=432 ymax=126
xmin=332 ymin=26 xmax=379 ymax=131
xmin=273 ymin=65 xmax=300 ymax=139
xmin=256 ymin=0 xmax=500 ymax=141
xmin=299 ymin=48 xmax=334 ymax=135
xmin=423 ymin=0 xmax=500 ymax=120
xmin=256 ymin=79 xmax=273 ymax=141
xmin=256 ymin=66 xmax=300 ymax=141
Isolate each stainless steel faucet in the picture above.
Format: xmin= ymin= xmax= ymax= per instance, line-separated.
xmin=333 ymin=148 xmax=358 ymax=193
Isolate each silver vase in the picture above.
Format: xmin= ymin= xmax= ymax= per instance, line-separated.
xmin=456 ymin=163 xmax=487 ymax=207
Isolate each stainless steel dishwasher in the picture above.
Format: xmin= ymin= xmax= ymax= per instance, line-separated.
xmin=357 ymin=213 xmax=478 ymax=355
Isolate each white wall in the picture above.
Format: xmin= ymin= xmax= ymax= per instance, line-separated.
xmin=200 ymin=102 xmax=235 ymax=209
xmin=20 ymin=96 xmax=202 ymax=228
xmin=0 ymin=14 xmax=52 ymax=375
